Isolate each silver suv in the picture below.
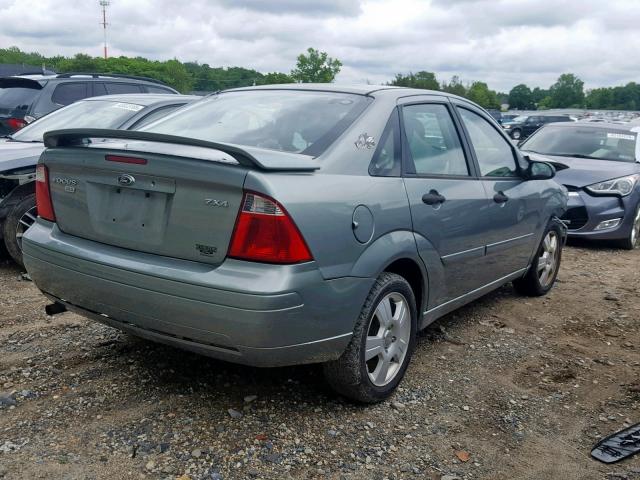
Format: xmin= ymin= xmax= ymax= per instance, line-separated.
xmin=23 ymin=85 xmax=568 ymax=402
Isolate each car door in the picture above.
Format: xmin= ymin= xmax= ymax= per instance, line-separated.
xmin=525 ymin=116 xmax=543 ymax=136
xmin=400 ymin=97 xmax=494 ymax=305
xmin=453 ymin=103 xmax=541 ymax=278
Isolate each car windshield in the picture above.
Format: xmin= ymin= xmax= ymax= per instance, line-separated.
xmin=142 ymin=90 xmax=371 ymax=155
xmin=521 ymin=126 xmax=638 ymax=162
xmin=511 ymin=115 xmax=529 ymax=122
xmin=10 ymin=99 xmax=145 ymax=142
xmin=0 ymin=87 xmax=40 ymax=113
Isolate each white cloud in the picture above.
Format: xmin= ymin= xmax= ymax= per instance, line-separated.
xmin=1 ymin=0 xmax=639 ymax=91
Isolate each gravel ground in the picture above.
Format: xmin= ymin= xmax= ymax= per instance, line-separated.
xmin=0 ymin=242 xmax=639 ymax=480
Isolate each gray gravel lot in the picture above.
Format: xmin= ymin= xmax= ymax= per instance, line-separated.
xmin=0 ymin=243 xmax=639 ymax=480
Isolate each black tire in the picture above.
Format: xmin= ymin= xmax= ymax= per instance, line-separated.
xmin=2 ymin=194 xmax=36 ymax=268
xmin=323 ymin=272 xmax=417 ymax=403
xmin=513 ymin=222 xmax=563 ymax=297
xmin=616 ymin=203 xmax=640 ymax=250
xmin=510 ymin=129 xmax=522 ymax=140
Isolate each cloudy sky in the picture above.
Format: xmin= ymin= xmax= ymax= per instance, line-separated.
xmin=1 ymin=0 xmax=639 ymax=92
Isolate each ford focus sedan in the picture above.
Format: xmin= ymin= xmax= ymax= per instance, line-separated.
xmin=23 ymin=85 xmax=567 ymax=402
xmin=519 ymin=122 xmax=640 ymax=249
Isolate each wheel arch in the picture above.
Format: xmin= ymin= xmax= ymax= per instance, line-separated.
xmin=349 ymin=230 xmax=430 ymax=315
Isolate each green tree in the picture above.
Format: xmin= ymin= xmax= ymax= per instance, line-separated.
xmin=257 ymin=72 xmax=295 ymax=85
xmin=391 ymin=71 xmax=440 ymax=90
xmin=440 ymin=75 xmax=466 ymax=97
xmin=508 ymin=84 xmax=534 ymax=109
xmin=291 ymin=48 xmax=342 ymax=83
xmin=531 ymin=87 xmax=548 ymax=107
xmin=537 ymin=96 xmax=553 ymax=110
xmin=466 ymin=81 xmax=500 ymax=109
xmin=548 ymin=73 xmax=585 ymax=108
xmin=585 ymin=87 xmax=614 ymax=109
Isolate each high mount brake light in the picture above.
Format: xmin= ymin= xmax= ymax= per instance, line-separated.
xmin=229 ymin=192 xmax=312 ymax=264
xmin=35 ymin=164 xmax=55 ymax=222
xmin=105 ymin=154 xmax=148 ymax=165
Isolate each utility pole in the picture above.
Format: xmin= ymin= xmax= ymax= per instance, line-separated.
xmin=99 ymin=0 xmax=110 ymax=60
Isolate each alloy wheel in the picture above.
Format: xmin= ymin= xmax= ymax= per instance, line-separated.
xmin=15 ymin=206 xmax=37 ymax=252
xmin=537 ymin=230 xmax=559 ymax=288
xmin=365 ymin=292 xmax=411 ymax=387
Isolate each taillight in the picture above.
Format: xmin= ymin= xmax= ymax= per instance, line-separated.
xmin=229 ymin=192 xmax=312 ymax=264
xmin=35 ymin=164 xmax=55 ymax=222
xmin=6 ymin=117 xmax=27 ymax=131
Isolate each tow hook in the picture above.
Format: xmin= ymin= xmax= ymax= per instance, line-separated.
xmin=45 ymin=302 xmax=67 ymax=316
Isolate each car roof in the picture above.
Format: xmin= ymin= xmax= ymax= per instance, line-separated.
xmin=80 ymin=94 xmax=199 ymax=106
xmin=225 ymin=83 xmax=460 ymax=99
xmin=547 ymin=121 xmax=640 ymax=132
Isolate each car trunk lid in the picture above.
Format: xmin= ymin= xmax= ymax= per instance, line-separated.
xmin=40 ymin=129 xmax=318 ymax=266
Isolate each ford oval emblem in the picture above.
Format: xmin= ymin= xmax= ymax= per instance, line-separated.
xmin=117 ymin=174 xmax=135 ymax=186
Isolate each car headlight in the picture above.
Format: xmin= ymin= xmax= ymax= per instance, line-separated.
xmin=503 ymin=124 xmax=511 ymax=129
xmin=585 ymin=174 xmax=639 ymax=197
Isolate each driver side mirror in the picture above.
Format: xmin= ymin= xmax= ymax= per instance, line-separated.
xmin=525 ymin=159 xmax=556 ymax=180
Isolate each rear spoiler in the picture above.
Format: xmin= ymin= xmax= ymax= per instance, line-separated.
xmin=43 ymin=128 xmax=320 ymax=172
xmin=0 ymin=77 xmax=44 ymax=89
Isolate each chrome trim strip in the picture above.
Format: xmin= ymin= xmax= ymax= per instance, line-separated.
xmin=423 ymin=267 xmax=528 ymax=318
xmin=485 ymin=233 xmax=534 ymax=254
xmin=440 ymin=245 xmax=486 ymax=265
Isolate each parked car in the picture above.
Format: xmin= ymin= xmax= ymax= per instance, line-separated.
xmin=23 ymin=85 xmax=567 ymax=402
xmin=0 ymin=93 xmax=197 ymax=266
xmin=500 ymin=113 xmax=519 ymax=125
xmin=502 ymin=114 xmax=573 ymax=140
xmin=0 ymin=73 xmax=178 ymax=135
xmin=519 ymin=122 xmax=640 ymax=249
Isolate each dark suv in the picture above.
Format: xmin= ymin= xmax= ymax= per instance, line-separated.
xmin=501 ymin=114 xmax=573 ymax=140
xmin=0 ymin=73 xmax=178 ymax=135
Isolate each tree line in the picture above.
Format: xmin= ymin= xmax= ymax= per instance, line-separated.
xmin=0 ymin=46 xmax=339 ymax=94
xmin=2 ymin=46 xmax=638 ymax=110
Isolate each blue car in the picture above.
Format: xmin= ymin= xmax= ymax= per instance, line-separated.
xmin=519 ymin=122 xmax=640 ymax=249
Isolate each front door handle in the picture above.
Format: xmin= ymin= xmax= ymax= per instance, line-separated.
xmin=422 ymin=190 xmax=446 ymax=205
xmin=494 ymin=191 xmax=509 ymax=204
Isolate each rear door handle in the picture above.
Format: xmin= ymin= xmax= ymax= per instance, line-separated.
xmin=422 ymin=190 xmax=446 ymax=205
xmin=493 ymin=191 xmax=509 ymax=204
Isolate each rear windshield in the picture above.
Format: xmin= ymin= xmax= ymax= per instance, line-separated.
xmin=10 ymin=99 xmax=144 ymax=142
xmin=521 ymin=126 xmax=637 ymax=162
xmin=0 ymin=87 xmax=40 ymax=112
xmin=142 ymin=90 xmax=371 ymax=155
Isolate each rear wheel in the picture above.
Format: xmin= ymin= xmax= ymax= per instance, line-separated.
xmin=323 ymin=272 xmax=417 ymax=403
xmin=617 ymin=203 xmax=640 ymax=250
xmin=513 ymin=223 xmax=563 ymax=296
xmin=3 ymin=194 xmax=36 ymax=268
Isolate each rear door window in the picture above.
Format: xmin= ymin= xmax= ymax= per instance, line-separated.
xmin=51 ymin=82 xmax=89 ymax=106
xmin=105 ymin=83 xmax=143 ymax=94
xmin=92 ymin=83 xmax=109 ymax=96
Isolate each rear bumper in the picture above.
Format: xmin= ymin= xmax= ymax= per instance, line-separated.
xmin=23 ymin=221 xmax=373 ymax=367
